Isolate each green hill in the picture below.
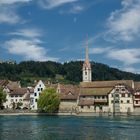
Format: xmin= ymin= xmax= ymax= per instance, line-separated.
xmin=0 ymin=61 xmax=140 ymax=86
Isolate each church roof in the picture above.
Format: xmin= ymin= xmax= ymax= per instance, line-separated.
xmin=80 ymin=87 xmax=112 ymax=96
xmin=80 ymin=80 xmax=133 ymax=88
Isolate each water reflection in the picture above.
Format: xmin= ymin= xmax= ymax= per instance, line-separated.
xmin=0 ymin=116 xmax=140 ymax=140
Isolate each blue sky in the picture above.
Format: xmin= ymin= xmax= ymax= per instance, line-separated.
xmin=0 ymin=0 xmax=140 ymax=74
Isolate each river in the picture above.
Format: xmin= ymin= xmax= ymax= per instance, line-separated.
xmin=0 ymin=115 xmax=140 ymax=140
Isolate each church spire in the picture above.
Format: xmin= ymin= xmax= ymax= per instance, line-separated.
xmin=82 ymin=35 xmax=92 ymax=82
xmin=85 ymin=36 xmax=89 ymax=61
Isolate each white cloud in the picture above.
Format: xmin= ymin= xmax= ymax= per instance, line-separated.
xmin=39 ymin=0 xmax=78 ymax=9
xmin=9 ymin=29 xmax=42 ymax=38
xmin=69 ymin=5 xmax=84 ymax=13
xmin=89 ymin=47 xmax=112 ymax=54
xmin=0 ymin=0 xmax=31 ymax=5
xmin=0 ymin=7 xmax=20 ymax=24
xmin=0 ymin=0 xmax=32 ymax=24
xmin=106 ymin=0 xmax=140 ymax=42
xmin=5 ymin=39 xmax=58 ymax=61
xmin=107 ymin=48 xmax=140 ymax=65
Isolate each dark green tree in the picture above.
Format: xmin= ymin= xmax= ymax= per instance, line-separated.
xmin=38 ymin=88 xmax=60 ymax=113
xmin=0 ymin=87 xmax=6 ymax=109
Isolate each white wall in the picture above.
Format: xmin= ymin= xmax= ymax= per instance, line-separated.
xmin=30 ymin=80 xmax=45 ymax=110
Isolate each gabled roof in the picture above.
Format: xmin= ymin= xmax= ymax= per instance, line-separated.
xmin=58 ymin=84 xmax=79 ymax=100
xmin=0 ymin=80 xmax=9 ymax=87
xmin=6 ymin=81 xmax=21 ymax=90
xmin=10 ymin=88 xmax=27 ymax=95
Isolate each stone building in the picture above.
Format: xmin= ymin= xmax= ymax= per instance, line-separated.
xmin=57 ymin=84 xmax=79 ymax=112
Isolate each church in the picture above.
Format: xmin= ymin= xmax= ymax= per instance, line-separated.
xmin=58 ymin=42 xmax=140 ymax=115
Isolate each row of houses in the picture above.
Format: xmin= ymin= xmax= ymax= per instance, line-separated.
xmin=1 ymin=79 xmax=140 ymax=114
xmin=0 ymin=44 xmax=140 ymax=114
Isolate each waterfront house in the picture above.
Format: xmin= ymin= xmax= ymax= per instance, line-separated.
xmin=4 ymin=87 xmax=28 ymax=109
xmin=30 ymin=80 xmax=45 ymax=110
xmin=108 ymin=81 xmax=134 ymax=114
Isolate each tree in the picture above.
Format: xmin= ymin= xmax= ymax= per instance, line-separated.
xmin=38 ymin=88 xmax=60 ymax=113
xmin=0 ymin=87 xmax=6 ymax=109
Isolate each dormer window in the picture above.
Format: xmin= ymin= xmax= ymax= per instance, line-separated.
xmin=68 ymin=91 xmax=72 ymax=95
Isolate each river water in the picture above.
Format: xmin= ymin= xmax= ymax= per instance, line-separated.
xmin=0 ymin=115 xmax=140 ymax=140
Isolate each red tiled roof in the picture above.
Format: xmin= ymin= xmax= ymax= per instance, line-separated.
xmin=10 ymin=88 xmax=27 ymax=95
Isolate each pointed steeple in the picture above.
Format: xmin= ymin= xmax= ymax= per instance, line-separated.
xmin=85 ymin=34 xmax=89 ymax=61
xmin=82 ymin=35 xmax=92 ymax=82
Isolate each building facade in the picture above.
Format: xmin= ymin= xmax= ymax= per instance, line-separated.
xmin=30 ymin=80 xmax=45 ymax=110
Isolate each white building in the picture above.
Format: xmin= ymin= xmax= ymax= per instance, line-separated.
xmin=109 ymin=83 xmax=134 ymax=114
xmin=30 ymin=80 xmax=45 ymax=110
xmin=3 ymin=88 xmax=28 ymax=109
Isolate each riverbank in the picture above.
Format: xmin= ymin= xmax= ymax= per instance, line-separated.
xmin=0 ymin=111 xmax=140 ymax=116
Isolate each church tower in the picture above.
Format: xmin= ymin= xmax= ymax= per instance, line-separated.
xmin=82 ymin=39 xmax=92 ymax=82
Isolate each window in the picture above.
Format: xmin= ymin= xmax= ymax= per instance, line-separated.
xmin=34 ymin=93 xmax=37 ymax=96
xmin=102 ymin=96 xmax=105 ymax=99
xmin=121 ymin=100 xmax=123 ymax=103
xmin=122 ymin=94 xmax=125 ymax=97
xmin=15 ymin=99 xmax=17 ymax=102
xmin=30 ymin=99 xmax=34 ymax=105
xmin=115 ymin=94 xmax=119 ymax=98
xmin=116 ymin=89 xmax=119 ymax=92
xmin=85 ymin=71 xmax=87 ymax=75
xmin=122 ymin=88 xmax=125 ymax=91
xmin=127 ymin=100 xmax=130 ymax=103
xmin=19 ymin=95 xmax=22 ymax=97
xmin=136 ymin=101 xmax=138 ymax=104
xmin=112 ymin=94 xmax=114 ymax=97
xmin=94 ymin=96 xmax=96 ymax=99
xmin=15 ymin=95 xmax=18 ymax=97
xmin=35 ymin=99 xmax=37 ymax=102
xmin=128 ymin=94 xmax=131 ymax=97
xmin=11 ymin=95 xmax=14 ymax=98
xmin=81 ymin=106 xmax=83 ymax=109
xmin=39 ymin=84 xmax=41 ymax=87
xmin=88 ymin=106 xmax=90 ymax=109
xmin=111 ymin=100 xmax=114 ymax=103
xmin=38 ymin=88 xmax=40 ymax=91
xmin=115 ymin=100 xmax=119 ymax=103
xmin=41 ymin=88 xmax=43 ymax=91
